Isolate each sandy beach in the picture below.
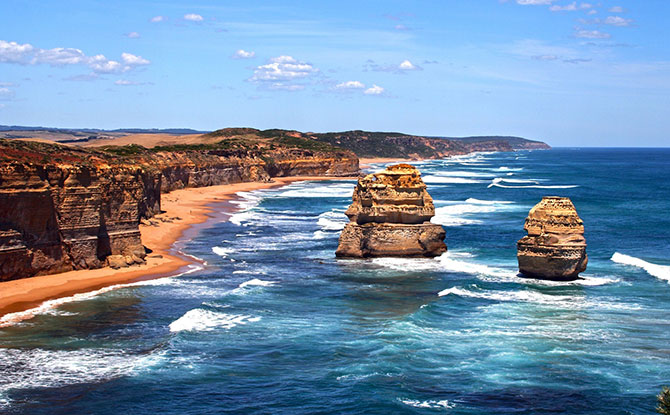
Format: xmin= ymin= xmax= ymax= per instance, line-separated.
xmin=0 ymin=176 xmax=353 ymax=324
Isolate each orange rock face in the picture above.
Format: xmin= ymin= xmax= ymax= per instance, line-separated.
xmin=336 ymin=164 xmax=447 ymax=258
xmin=517 ymin=196 xmax=588 ymax=280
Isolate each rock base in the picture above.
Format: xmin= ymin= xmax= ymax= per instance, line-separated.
xmin=336 ymin=222 xmax=446 ymax=258
xmin=517 ymin=240 xmax=587 ymax=280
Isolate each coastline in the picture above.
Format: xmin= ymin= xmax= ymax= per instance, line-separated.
xmin=0 ymin=176 xmax=354 ymax=325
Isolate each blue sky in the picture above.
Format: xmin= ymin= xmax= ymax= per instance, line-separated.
xmin=0 ymin=0 xmax=668 ymax=146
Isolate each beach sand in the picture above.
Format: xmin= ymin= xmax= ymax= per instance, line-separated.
xmin=0 ymin=176 xmax=352 ymax=324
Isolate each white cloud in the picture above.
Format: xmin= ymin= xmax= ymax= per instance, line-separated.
xmin=335 ymin=81 xmax=365 ymax=89
xmin=516 ymin=0 xmax=554 ymax=5
xmin=550 ymin=2 xmax=577 ymax=11
xmin=364 ymin=84 xmax=384 ymax=95
xmin=250 ymin=56 xmax=316 ymax=82
xmin=549 ymin=2 xmax=592 ymax=11
xmin=0 ymin=39 xmax=150 ymax=74
xmin=184 ymin=13 xmax=203 ymax=22
xmin=398 ymin=59 xmax=420 ymax=70
xmin=0 ymin=40 xmax=35 ymax=63
xmin=233 ymin=49 xmax=255 ymax=59
xmin=0 ymin=86 xmax=15 ymax=100
xmin=150 ymin=16 xmax=165 ymax=23
xmin=126 ymin=32 xmax=140 ymax=39
xmin=87 ymin=55 xmax=123 ymax=73
xmin=268 ymin=83 xmax=304 ymax=91
xmin=575 ymin=29 xmax=611 ymax=39
xmin=587 ymin=9 xmax=597 ymax=15
xmin=609 ymin=6 xmax=624 ymax=13
xmin=604 ymin=16 xmax=632 ymax=26
xmin=121 ymin=52 xmax=150 ymax=66
xmin=115 ymin=79 xmax=153 ymax=86
xmin=33 ymin=47 xmax=86 ymax=65
xmin=367 ymin=59 xmax=422 ymax=73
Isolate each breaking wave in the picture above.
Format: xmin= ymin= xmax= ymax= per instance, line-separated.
xmin=488 ymin=178 xmax=578 ymax=189
xmin=317 ymin=209 xmax=348 ymax=231
xmin=422 ymin=175 xmax=485 ymax=184
xmin=169 ymin=308 xmax=260 ymax=332
xmin=438 ymin=285 xmax=638 ymax=310
xmin=611 ymin=252 xmax=670 ymax=283
xmin=238 ymin=278 xmax=277 ymax=288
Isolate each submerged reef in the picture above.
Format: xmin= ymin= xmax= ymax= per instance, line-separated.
xmin=517 ymin=196 xmax=588 ymax=280
xmin=336 ymin=164 xmax=447 ymax=258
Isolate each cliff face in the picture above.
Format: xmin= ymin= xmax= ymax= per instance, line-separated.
xmin=517 ymin=196 xmax=588 ymax=281
xmin=0 ymin=162 xmax=160 ymax=280
xmin=265 ymin=149 xmax=359 ymax=177
xmin=336 ymin=164 xmax=447 ymax=258
xmin=0 ymin=139 xmax=358 ymax=281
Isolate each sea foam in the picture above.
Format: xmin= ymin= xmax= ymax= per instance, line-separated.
xmin=317 ymin=209 xmax=348 ymax=231
xmin=422 ymin=175 xmax=485 ymax=184
xmin=611 ymin=252 xmax=670 ymax=283
xmin=488 ymin=178 xmax=578 ymax=189
xmin=399 ymin=399 xmax=455 ymax=410
xmin=169 ymin=308 xmax=260 ymax=332
xmin=438 ymin=285 xmax=638 ymax=310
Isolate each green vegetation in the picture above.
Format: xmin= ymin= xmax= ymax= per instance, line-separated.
xmin=313 ymin=131 xmax=459 ymax=158
xmin=658 ymin=387 xmax=670 ymax=414
xmin=274 ymin=135 xmax=341 ymax=152
xmin=98 ymin=144 xmax=149 ymax=156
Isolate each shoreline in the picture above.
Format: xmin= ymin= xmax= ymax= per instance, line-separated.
xmin=0 ymin=175 xmax=355 ymax=325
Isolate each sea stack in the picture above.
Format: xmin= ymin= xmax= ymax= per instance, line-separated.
xmin=517 ymin=196 xmax=588 ymax=280
xmin=335 ymin=164 xmax=447 ymax=258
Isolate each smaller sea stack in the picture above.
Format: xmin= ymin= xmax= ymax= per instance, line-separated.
xmin=336 ymin=164 xmax=447 ymax=258
xmin=517 ymin=196 xmax=588 ymax=280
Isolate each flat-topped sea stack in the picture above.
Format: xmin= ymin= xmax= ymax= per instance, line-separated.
xmin=517 ymin=196 xmax=588 ymax=280
xmin=336 ymin=164 xmax=447 ymax=258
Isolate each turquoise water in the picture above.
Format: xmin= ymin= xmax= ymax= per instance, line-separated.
xmin=1 ymin=148 xmax=670 ymax=414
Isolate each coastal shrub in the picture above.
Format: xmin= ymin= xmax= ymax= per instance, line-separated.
xmin=99 ymin=144 xmax=148 ymax=156
xmin=658 ymin=387 xmax=670 ymax=414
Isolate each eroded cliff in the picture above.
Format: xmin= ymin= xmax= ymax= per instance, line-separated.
xmin=0 ymin=138 xmax=359 ymax=280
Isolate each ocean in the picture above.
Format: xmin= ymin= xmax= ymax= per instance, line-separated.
xmin=1 ymin=148 xmax=669 ymax=414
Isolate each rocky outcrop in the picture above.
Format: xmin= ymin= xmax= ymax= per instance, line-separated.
xmin=336 ymin=164 xmax=446 ymax=258
xmin=517 ymin=196 xmax=588 ymax=280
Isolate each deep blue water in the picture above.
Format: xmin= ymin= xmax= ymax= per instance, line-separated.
xmin=1 ymin=148 xmax=670 ymax=414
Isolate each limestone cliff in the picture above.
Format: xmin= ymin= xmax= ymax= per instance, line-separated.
xmin=336 ymin=164 xmax=447 ymax=258
xmin=517 ymin=196 xmax=588 ymax=280
xmin=0 ymin=150 xmax=160 ymax=280
xmin=0 ymin=139 xmax=359 ymax=281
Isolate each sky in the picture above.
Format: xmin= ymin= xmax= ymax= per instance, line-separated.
xmin=0 ymin=0 xmax=668 ymax=146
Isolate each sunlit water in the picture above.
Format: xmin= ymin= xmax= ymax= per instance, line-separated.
xmin=1 ymin=148 xmax=669 ymax=414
